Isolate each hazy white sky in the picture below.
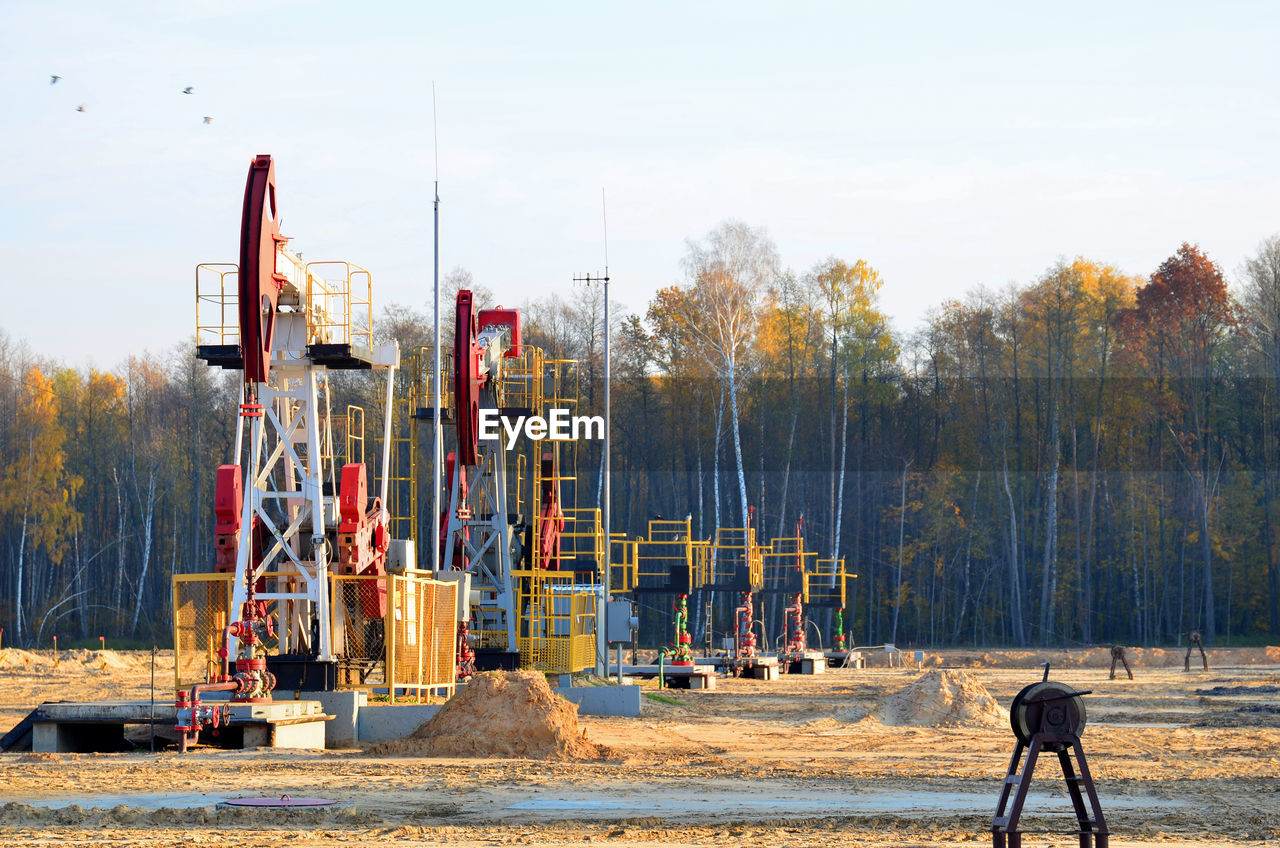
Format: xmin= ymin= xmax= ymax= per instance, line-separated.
xmin=2 ymin=1 xmax=1277 ymax=366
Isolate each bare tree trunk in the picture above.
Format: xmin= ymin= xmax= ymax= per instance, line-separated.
xmin=113 ymin=468 xmax=128 ymax=629
xmin=130 ymin=472 xmax=157 ymax=635
xmin=1002 ymin=451 xmax=1027 ymax=646
xmin=891 ymin=458 xmax=912 ymax=644
xmin=833 ymin=365 xmax=850 ymax=560
xmin=1040 ymin=393 xmax=1060 ymax=645
xmin=1196 ymin=472 xmax=1215 ymax=639
xmin=775 ymin=397 xmax=801 ymax=538
xmin=15 ymin=509 xmax=28 ymax=645
xmin=726 ymin=363 xmax=749 ymax=526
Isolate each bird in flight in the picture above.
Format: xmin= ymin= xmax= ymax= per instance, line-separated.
xmin=76 ymin=105 xmax=85 ymax=112
xmin=203 ymin=116 xmax=212 ymax=124
xmin=183 ymin=86 xmax=193 ymax=94
xmin=50 ymin=74 xmax=62 ymax=85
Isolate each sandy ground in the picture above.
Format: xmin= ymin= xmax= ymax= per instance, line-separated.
xmin=1 ymin=646 xmax=1278 ymax=847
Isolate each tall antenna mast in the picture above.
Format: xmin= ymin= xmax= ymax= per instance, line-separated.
xmin=431 ymin=82 xmax=443 ymax=569
xmin=574 ymin=187 xmax=611 ymax=676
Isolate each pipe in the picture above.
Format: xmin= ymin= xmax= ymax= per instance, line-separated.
xmin=190 ymin=680 xmax=240 ymax=702
xmin=379 ymin=360 xmax=395 ymax=524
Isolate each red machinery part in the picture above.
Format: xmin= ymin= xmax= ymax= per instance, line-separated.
xmin=213 ymin=464 xmax=242 ymax=571
xmin=338 ymin=462 xmax=368 ymax=524
xmin=736 ymin=591 xmax=757 ymax=659
xmin=456 ymin=620 xmax=476 ymax=682
xmin=476 ymin=307 xmax=522 ymax=357
xmin=336 ymin=462 xmax=387 ymax=616
xmin=442 ymin=452 xmax=471 ymax=569
xmin=786 ymin=592 xmax=806 ymax=653
xmin=223 ymin=796 xmax=342 ymax=808
xmin=238 ymin=154 xmax=286 ymax=386
xmin=453 ymin=290 xmax=482 ymax=466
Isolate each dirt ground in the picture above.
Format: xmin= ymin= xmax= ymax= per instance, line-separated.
xmin=1 ymin=646 xmax=1278 ymax=847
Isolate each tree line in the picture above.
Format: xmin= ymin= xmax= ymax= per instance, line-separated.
xmin=3 ymin=228 xmax=1279 ymax=648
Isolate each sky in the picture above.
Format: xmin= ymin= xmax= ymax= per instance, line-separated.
xmin=2 ymin=1 xmax=1278 ymax=367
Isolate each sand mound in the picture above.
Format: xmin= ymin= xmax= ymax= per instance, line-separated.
xmin=91 ymin=650 xmax=133 ymax=670
xmin=880 ymin=669 xmax=1005 ymax=727
xmin=0 ymin=649 xmax=51 ymax=669
xmin=372 ymin=670 xmax=606 ymax=760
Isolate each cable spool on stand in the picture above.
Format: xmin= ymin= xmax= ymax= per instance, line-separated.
xmin=992 ymin=665 xmax=1108 ymax=848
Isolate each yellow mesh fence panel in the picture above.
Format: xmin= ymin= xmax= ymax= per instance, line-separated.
xmin=172 ymin=574 xmax=234 ymax=691
xmin=386 ymin=573 xmax=457 ymax=697
xmin=515 ymin=570 xmax=596 ymax=673
xmin=174 ymin=571 xmax=456 ymax=697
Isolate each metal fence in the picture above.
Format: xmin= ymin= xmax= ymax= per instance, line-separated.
xmin=382 ymin=571 xmax=457 ymax=698
xmin=515 ymin=570 xmax=597 ymax=673
xmin=173 ymin=570 xmax=457 ymax=698
xmin=172 ymin=573 xmax=235 ymax=690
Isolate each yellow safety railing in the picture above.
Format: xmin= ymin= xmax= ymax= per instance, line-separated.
xmin=378 ymin=570 xmax=457 ymax=699
xmin=549 ymin=507 xmax=605 ymax=575
xmin=628 ymin=518 xmax=703 ymax=591
xmin=761 ymin=533 xmax=819 ymax=592
xmin=195 ymin=263 xmax=240 ymax=345
xmin=387 ymin=395 xmax=417 ymax=544
xmin=304 ymin=261 xmax=373 ymax=351
xmin=345 ymin=405 xmax=365 ymax=467
xmin=691 ymin=540 xmax=712 ymax=587
xmin=498 ymin=346 xmax=545 ymax=413
xmin=609 ymin=534 xmax=638 ymax=592
xmin=514 ymin=569 xmax=597 ymax=673
xmin=805 ymin=558 xmax=849 ymax=606
xmin=410 ymin=344 xmax=454 ymax=417
xmin=708 ymin=526 xmax=764 ymax=588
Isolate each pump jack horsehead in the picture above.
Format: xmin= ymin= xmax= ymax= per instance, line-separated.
xmin=180 ymin=155 xmax=400 ymax=749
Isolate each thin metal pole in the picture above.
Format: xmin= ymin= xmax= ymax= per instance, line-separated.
xmin=149 ymin=645 xmax=156 ymax=752
xmin=603 ymin=272 xmax=611 ymax=676
xmin=602 ymin=189 xmax=612 ymax=679
xmin=431 ymin=84 xmax=442 ymax=571
xmin=432 ymin=180 xmax=441 ymax=570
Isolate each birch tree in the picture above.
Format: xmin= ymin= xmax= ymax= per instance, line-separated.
xmin=677 ymin=221 xmax=779 ymax=527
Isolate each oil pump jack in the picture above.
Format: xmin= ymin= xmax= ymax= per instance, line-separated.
xmin=441 ymin=291 xmax=523 ymax=669
xmin=183 ymin=156 xmax=401 ymax=744
xmin=440 ymin=290 xmax=592 ymax=672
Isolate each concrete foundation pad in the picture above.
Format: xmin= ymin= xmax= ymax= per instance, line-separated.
xmin=357 ymin=704 xmax=441 ymax=744
xmin=665 ymin=672 xmax=716 ymax=690
xmin=298 ymin=690 xmax=366 ymax=747
xmin=557 ymin=685 xmax=643 ymax=717
xmin=30 ymin=700 xmax=330 ymax=753
xmin=743 ymin=663 xmax=780 ymax=681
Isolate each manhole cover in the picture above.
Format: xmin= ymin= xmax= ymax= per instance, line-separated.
xmin=222 ymin=795 xmax=340 ymax=808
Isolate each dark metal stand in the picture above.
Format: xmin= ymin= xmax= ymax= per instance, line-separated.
xmin=994 ymin=667 xmax=1108 ymax=848
xmin=992 ymin=731 xmax=1108 ymax=848
xmin=1109 ymin=646 xmax=1132 ymax=680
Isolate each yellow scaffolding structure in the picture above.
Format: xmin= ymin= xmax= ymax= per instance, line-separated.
xmin=194 ymin=254 xmax=374 ymax=354
xmin=304 ymin=261 xmax=373 ymax=351
xmin=194 ymin=264 xmax=240 ymax=346
xmin=761 ymin=532 xmax=819 ymax=595
xmin=805 ymin=558 xmax=851 ymax=607
xmin=514 ymin=569 xmax=597 ymax=673
xmin=708 ymin=526 xmax=765 ymax=589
